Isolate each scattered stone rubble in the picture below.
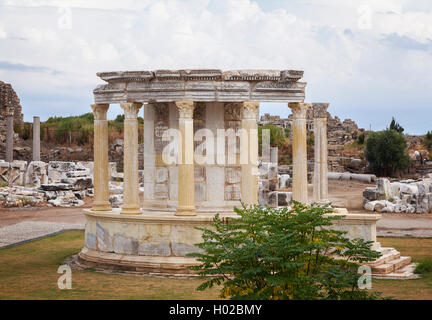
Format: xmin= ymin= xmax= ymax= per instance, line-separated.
xmin=363 ymin=175 xmax=432 ymax=213
xmin=260 ymin=110 xmax=363 ymax=172
xmin=258 ymin=161 xmax=292 ymax=208
xmin=0 ymin=160 xmax=100 ymax=208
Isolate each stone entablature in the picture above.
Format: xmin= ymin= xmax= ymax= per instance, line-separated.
xmin=93 ymin=69 xmax=306 ymax=104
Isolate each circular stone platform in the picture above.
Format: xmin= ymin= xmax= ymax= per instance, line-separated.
xmin=76 ymin=209 xmax=237 ymax=276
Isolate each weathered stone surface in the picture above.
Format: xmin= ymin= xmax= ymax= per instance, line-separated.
xmin=109 ymin=194 xmax=123 ymax=208
xmin=138 ymin=242 xmax=171 ymax=256
xmin=40 ymin=183 xmax=73 ymax=191
xmin=258 ymin=189 xmax=269 ymax=205
xmin=224 ymin=184 xmax=241 ymax=201
xmin=96 ymin=222 xmax=113 ymax=252
xmin=278 ymin=174 xmax=290 ymax=189
xmin=172 ymin=243 xmax=199 ymax=256
xmin=268 ymin=191 xmax=278 ymax=208
xmin=363 ymin=187 xmax=379 ymax=201
xmin=25 ymin=161 xmax=48 ymax=187
xmin=61 ymin=177 xmax=93 ymax=191
xmin=278 ymin=191 xmax=292 ymax=206
xmin=113 ymin=234 xmax=139 ymax=255
xmin=155 ymin=167 xmax=168 ymax=183
xmin=85 ymin=232 xmax=97 ymax=250
xmin=377 ymin=178 xmax=393 ymax=200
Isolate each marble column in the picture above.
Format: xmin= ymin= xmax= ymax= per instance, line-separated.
xmin=91 ymin=104 xmax=111 ymax=211
xmin=175 ymin=101 xmax=196 ymax=216
xmin=120 ymin=102 xmax=143 ymax=215
xmin=32 ymin=116 xmax=41 ymax=161
xmin=312 ymin=103 xmax=329 ymax=203
xmin=288 ymin=102 xmax=310 ymax=204
xmin=143 ymin=104 xmax=155 ymax=203
xmin=241 ymin=101 xmax=259 ymax=205
xmin=5 ymin=107 xmax=14 ymax=163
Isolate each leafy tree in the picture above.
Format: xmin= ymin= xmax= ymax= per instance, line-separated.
xmin=258 ymin=124 xmax=285 ymax=147
xmin=365 ymin=129 xmax=410 ymax=176
xmin=389 ymin=117 xmax=404 ymax=134
xmin=188 ymin=202 xmax=383 ymax=300
xmin=115 ymin=114 xmax=125 ymax=123
xmin=423 ymin=131 xmax=432 ymax=150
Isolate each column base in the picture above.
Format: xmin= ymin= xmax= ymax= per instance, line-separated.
xmin=175 ymin=205 xmax=196 ymax=216
xmin=91 ymin=201 xmax=112 ymax=211
xmin=120 ymin=206 xmax=142 ymax=215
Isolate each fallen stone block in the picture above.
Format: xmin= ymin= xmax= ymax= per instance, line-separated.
xmin=40 ymin=183 xmax=73 ymax=191
xmin=363 ymin=187 xmax=379 ymax=201
xmin=61 ymin=177 xmax=93 ymax=191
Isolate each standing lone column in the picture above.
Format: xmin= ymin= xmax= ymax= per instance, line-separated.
xmin=288 ymin=102 xmax=310 ymax=203
xmin=32 ymin=116 xmax=41 ymax=161
xmin=241 ymin=101 xmax=259 ymax=205
xmin=312 ymin=103 xmax=329 ymax=203
xmin=91 ymin=104 xmax=111 ymax=211
xmin=5 ymin=107 xmax=14 ymax=163
xmin=120 ymin=102 xmax=143 ymax=215
xmin=175 ymin=101 xmax=196 ymax=216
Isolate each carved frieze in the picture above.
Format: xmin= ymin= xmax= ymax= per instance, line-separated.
xmin=94 ymin=69 xmax=306 ymax=104
xmin=224 ymin=103 xmax=242 ymax=121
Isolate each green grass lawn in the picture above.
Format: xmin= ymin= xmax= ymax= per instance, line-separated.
xmin=0 ymin=231 xmax=431 ymax=299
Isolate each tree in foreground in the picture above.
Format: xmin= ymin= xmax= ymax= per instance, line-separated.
xmin=364 ymin=129 xmax=410 ymax=176
xmin=188 ymin=202 xmax=383 ymax=300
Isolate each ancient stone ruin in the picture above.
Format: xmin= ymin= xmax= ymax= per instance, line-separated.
xmin=0 ymin=81 xmax=24 ymax=161
xmin=70 ymin=68 xmax=403 ymax=278
xmin=260 ymin=109 xmax=362 ymax=172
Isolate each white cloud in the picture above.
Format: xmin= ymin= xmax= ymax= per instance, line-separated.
xmin=0 ymin=0 xmax=431 ymax=133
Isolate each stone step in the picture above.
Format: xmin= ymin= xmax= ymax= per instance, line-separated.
xmin=372 ymin=256 xmax=412 ymax=274
xmin=373 ymin=263 xmax=419 ymax=280
xmin=366 ymin=250 xmax=400 ymax=268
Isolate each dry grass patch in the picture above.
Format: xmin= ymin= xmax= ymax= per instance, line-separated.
xmin=0 ymin=230 xmax=220 ymax=300
xmin=372 ymin=237 xmax=432 ymax=300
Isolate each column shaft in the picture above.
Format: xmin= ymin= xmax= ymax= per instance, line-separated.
xmin=5 ymin=109 xmax=14 ymax=163
xmin=32 ymin=116 xmax=41 ymax=161
xmin=176 ymin=101 xmax=196 ymax=216
xmin=121 ymin=102 xmax=143 ymax=215
xmin=91 ymin=104 xmax=111 ymax=211
xmin=241 ymin=101 xmax=259 ymax=205
xmin=289 ymin=102 xmax=310 ymax=203
xmin=312 ymin=103 xmax=329 ymax=203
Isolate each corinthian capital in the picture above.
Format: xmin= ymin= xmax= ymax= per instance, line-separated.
xmin=242 ymin=101 xmax=259 ymax=120
xmin=91 ymin=104 xmax=109 ymax=120
xmin=312 ymin=103 xmax=329 ymax=119
xmin=288 ymin=102 xmax=310 ymax=120
xmin=121 ymin=102 xmax=142 ymax=119
xmin=176 ymin=100 xmax=194 ymax=119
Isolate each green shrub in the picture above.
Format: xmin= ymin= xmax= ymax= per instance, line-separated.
xmin=365 ymin=129 xmax=410 ymax=177
xmin=414 ymin=258 xmax=432 ymax=275
xmin=356 ymin=132 xmax=365 ymax=145
xmin=188 ymin=202 xmax=383 ymax=300
xmin=423 ymin=131 xmax=432 ymax=150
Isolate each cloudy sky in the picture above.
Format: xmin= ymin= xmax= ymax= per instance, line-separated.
xmin=0 ymin=0 xmax=431 ymax=134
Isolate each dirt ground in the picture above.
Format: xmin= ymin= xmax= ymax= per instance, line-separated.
xmin=0 ymin=202 xmax=89 ymax=228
